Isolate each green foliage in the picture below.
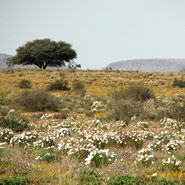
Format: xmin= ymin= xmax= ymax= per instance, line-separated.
xmin=0 ymin=112 xmax=29 ymax=132
xmin=0 ymin=108 xmax=9 ymax=116
xmin=79 ymin=170 xmax=103 ymax=185
xmin=113 ymin=83 xmax=155 ymax=102
xmin=48 ymin=79 xmax=70 ymax=91
xmin=108 ymin=174 xmax=146 ymax=185
xmin=41 ymin=154 xmax=58 ymax=163
xmin=11 ymin=39 xmax=77 ymax=69
xmin=0 ymin=149 xmax=10 ymax=163
xmin=18 ymin=79 xmax=32 ymax=89
xmin=0 ymin=176 xmax=30 ymax=185
xmin=110 ymin=99 xmax=143 ymax=121
xmin=155 ymin=96 xmax=185 ymax=121
xmin=71 ymin=80 xmax=86 ymax=96
xmin=90 ymin=153 xmax=115 ymax=168
xmin=173 ymin=79 xmax=185 ymax=88
xmin=110 ymin=83 xmax=155 ymax=121
xmin=14 ymin=90 xmax=59 ymax=112
xmin=34 ymin=148 xmax=59 ymax=163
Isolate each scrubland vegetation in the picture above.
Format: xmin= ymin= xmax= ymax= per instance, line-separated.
xmin=0 ymin=68 xmax=185 ymax=184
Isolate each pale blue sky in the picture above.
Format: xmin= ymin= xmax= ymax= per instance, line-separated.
xmin=0 ymin=0 xmax=185 ymax=69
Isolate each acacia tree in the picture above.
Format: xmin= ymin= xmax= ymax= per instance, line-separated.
xmin=11 ymin=39 xmax=77 ymax=69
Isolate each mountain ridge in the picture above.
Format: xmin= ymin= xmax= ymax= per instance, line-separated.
xmin=104 ymin=59 xmax=185 ymax=72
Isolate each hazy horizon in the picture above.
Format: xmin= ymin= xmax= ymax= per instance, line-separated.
xmin=0 ymin=0 xmax=185 ymax=69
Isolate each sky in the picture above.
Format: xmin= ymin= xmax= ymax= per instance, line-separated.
xmin=0 ymin=0 xmax=185 ymax=69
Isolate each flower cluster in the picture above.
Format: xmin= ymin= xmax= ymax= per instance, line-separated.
xmin=135 ymin=148 xmax=156 ymax=167
xmin=10 ymin=131 xmax=38 ymax=148
xmin=0 ymin=128 xmax=14 ymax=143
xmin=161 ymin=155 xmax=182 ymax=171
xmin=85 ymin=149 xmax=115 ymax=167
xmin=40 ymin=113 xmax=53 ymax=120
xmin=163 ymin=139 xmax=184 ymax=154
xmin=160 ymin=118 xmax=185 ymax=131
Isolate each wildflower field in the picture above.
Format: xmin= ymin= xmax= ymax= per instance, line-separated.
xmin=0 ymin=68 xmax=185 ymax=184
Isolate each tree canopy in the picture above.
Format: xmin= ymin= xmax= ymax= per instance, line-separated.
xmin=11 ymin=39 xmax=77 ymax=69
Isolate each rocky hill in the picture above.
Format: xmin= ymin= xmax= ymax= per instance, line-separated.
xmin=0 ymin=53 xmax=13 ymax=68
xmin=104 ymin=59 xmax=185 ymax=72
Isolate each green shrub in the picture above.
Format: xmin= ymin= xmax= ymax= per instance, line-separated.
xmin=18 ymin=79 xmax=32 ymax=89
xmin=90 ymin=153 xmax=115 ymax=168
xmin=110 ymin=83 xmax=155 ymax=121
xmin=0 ymin=96 xmax=7 ymax=106
xmin=0 ymin=112 xmax=29 ymax=132
xmin=41 ymin=154 xmax=58 ymax=163
xmin=79 ymin=170 xmax=103 ymax=185
xmin=108 ymin=174 xmax=146 ymax=185
xmin=48 ymin=79 xmax=70 ymax=91
xmin=113 ymin=83 xmax=155 ymax=102
xmin=34 ymin=148 xmax=59 ymax=163
xmin=0 ymin=108 xmax=9 ymax=116
xmin=14 ymin=90 xmax=59 ymax=112
xmin=110 ymin=99 xmax=143 ymax=121
xmin=0 ymin=176 xmax=30 ymax=185
xmin=71 ymin=80 xmax=86 ymax=96
xmin=173 ymin=79 xmax=185 ymax=88
xmin=155 ymin=96 xmax=185 ymax=121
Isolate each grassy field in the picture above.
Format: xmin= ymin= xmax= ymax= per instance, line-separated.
xmin=0 ymin=68 xmax=185 ymax=184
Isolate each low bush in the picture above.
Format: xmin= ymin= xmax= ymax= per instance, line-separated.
xmin=79 ymin=170 xmax=103 ymax=185
xmin=14 ymin=90 xmax=59 ymax=112
xmin=0 ymin=108 xmax=9 ymax=116
xmin=18 ymin=79 xmax=32 ymax=89
xmin=0 ymin=176 xmax=30 ymax=185
xmin=90 ymin=152 xmax=115 ymax=168
xmin=34 ymin=148 xmax=59 ymax=163
xmin=108 ymin=174 xmax=146 ymax=185
xmin=113 ymin=83 xmax=155 ymax=102
xmin=173 ymin=79 xmax=185 ymax=88
xmin=71 ymin=80 xmax=86 ymax=96
xmin=48 ymin=79 xmax=70 ymax=91
xmin=0 ymin=112 xmax=29 ymax=132
xmin=155 ymin=96 xmax=185 ymax=121
xmin=110 ymin=99 xmax=143 ymax=121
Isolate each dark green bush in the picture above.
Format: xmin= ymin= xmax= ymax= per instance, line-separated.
xmin=173 ymin=79 xmax=185 ymax=88
xmin=18 ymin=79 xmax=32 ymax=89
xmin=48 ymin=79 xmax=70 ymax=91
xmin=79 ymin=170 xmax=103 ymax=185
xmin=0 ymin=112 xmax=29 ymax=132
xmin=0 ymin=176 xmax=30 ymax=185
xmin=108 ymin=174 xmax=146 ymax=185
xmin=14 ymin=90 xmax=59 ymax=112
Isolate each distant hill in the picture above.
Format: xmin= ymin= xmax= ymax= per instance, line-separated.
xmin=0 ymin=53 xmax=13 ymax=68
xmin=104 ymin=59 xmax=185 ymax=72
